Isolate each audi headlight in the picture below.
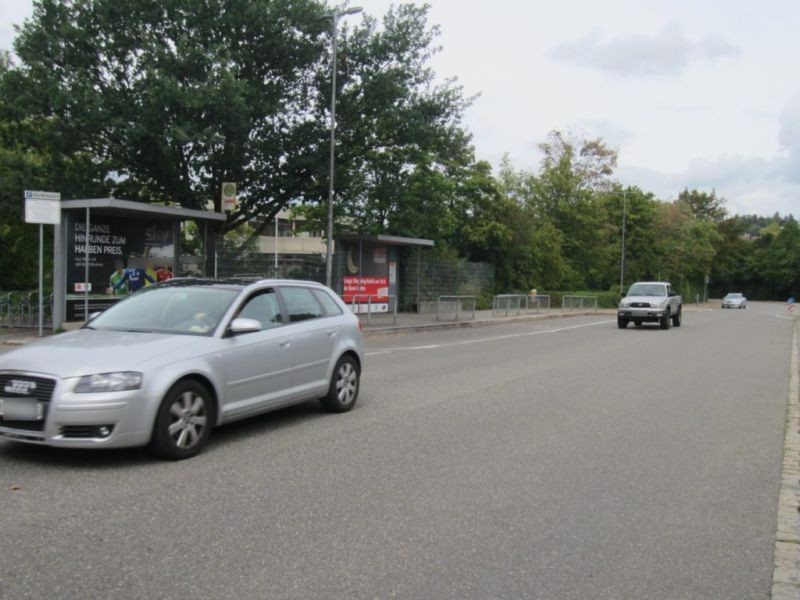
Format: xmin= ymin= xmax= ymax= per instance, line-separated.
xmin=74 ymin=372 xmax=143 ymax=393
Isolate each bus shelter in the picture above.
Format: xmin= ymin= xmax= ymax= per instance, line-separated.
xmin=53 ymin=198 xmax=226 ymax=327
xmin=334 ymin=233 xmax=434 ymax=313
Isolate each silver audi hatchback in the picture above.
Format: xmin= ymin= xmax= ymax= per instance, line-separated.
xmin=0 ymin=279 xmax=363 ymax=459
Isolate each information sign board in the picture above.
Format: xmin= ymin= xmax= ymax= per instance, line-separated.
xmin=24 ymin=190 xmax=61 ymax=224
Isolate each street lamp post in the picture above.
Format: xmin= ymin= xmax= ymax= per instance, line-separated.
xmin=325 ymin=6 xmax=363 ymax=289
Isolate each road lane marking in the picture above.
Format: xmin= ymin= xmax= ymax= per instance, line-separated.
xmin=367 ymin=319 xmax=615 ymax=355
xmin=550 ymin=321 xmax=617 ymax=333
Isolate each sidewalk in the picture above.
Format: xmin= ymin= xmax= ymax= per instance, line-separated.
xmin=0 ymin=327 xmax=51 ymax=346
xmin=0 ymin=309 xmax=614 ymax=346
xmin=358 ymin=307 xmax=614 ymax=336
xmin=0 ymin=323 xmax=81 ymax=346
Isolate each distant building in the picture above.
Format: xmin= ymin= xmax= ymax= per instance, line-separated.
xmin=256 ymin=209 xmax=326 ymax=256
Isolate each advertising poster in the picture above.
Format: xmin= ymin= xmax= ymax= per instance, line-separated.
xmin=343 ymin=276 xmax=389 ymax=313
xmin=66 ymin=216 xmax=175 ymax=320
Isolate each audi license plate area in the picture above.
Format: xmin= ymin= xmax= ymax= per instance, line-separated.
xmin=0 ymin=397 xmax=43 ymax=421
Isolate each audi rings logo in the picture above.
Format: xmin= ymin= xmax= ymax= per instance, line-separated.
xmin=4 ymin=380 xmax=37 ymax=395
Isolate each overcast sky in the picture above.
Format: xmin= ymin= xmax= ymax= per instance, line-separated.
xmin=2 ymin=0 xmax=798 ymax=218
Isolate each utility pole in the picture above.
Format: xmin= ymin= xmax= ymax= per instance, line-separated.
xmin=619 ymin=190 xmax=627 ymax=294
xmin=324 ymin=6 xmax=363 ymax=288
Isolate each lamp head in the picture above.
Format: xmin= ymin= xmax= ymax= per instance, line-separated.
xmin=337 ymin=6 xmax=363 ymax=17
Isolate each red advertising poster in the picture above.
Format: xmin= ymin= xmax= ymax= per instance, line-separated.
xmin=343 ymin=276 xmax=389 ymax=313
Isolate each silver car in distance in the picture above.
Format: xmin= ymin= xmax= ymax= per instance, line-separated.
xmin=721 ymin=292 xmax=747 ymax=309
xmin=0 ymin=279 xmax=363 ymax=459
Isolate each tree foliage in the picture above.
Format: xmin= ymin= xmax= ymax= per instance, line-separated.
xmin=5 ymin=0 xmax=475 ymax=247
xmin=537 ymin=129 xmax=618 ymax=192
xmin=757 ymin=219 xmax=800 ymax=298
xmin=294 ymin=3 xmax=474 ymax=246
xmin=9 ymin=0 xmax=333 ymax=230
xmin=676 ymin=188 xmax=727 ymax=223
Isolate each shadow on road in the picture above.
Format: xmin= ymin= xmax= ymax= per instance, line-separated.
xmin=0 ymin=399 xmax=333 ymax=469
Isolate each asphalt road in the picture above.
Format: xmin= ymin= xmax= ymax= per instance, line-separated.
xmin=0 ymin=303 xmax=795 ymax=599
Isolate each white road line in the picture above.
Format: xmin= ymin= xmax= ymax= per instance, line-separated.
xmin=369 ymin=319 xmax=615 ymax=355
xmin=550 ymin=320 xmax=616 ymax=333
xmin=366 ymin=345 xmax=440 ymax=356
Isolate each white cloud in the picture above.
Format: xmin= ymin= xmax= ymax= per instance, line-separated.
xmin=617 ymin=164 xmax=682 ymax=199
xmin=548 ymin=23 xmax=740 ymax=77
xmin=729 ymin=186 xmax=799 ymax=217
xmin=778 ymin=90 xmax=800 ymax=182
xmin=572 ymin=119 xmax=634 ymax=149
xmin=619 ymin=152 xmax=798 ymax=218
xmin=683 ymin=155 xmax=775 ymax=187
xmin=0 ymin=0 xmax=30 ymax=54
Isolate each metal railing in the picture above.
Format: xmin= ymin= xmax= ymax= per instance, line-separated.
xmin=348 ymin=294 xmax=397 ymax=325
xmin=526 ymin=294 xmax=551 ymax=313
xmin=491 ymin=293 xmax=552 ymax=317
xmin=561 ymin=295 xmax=598 ymax=312
xmin=492 ymin=294 xmax=526 ymax=317
xmin=436 ymin=295 xmax=476 ymax=321
xmin=0 ymin=291 xmax=53 ymax=328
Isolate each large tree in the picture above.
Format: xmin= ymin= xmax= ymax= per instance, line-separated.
xmin=652 ymin=201 xmax=721 ymax=294
xmin=8 ymin=0 xmax=336 ymax=232
xmin=676 ymin=188 xmax=727 ymax=223
xmin=708 ymin=216 xmax=753 ymax=296
xmin=6 ymin=0 xmax=474 ymax=245
xmin=527 ymin=131 xmax=618 ymax=289
xmin=0 ymin=47 xmax=111 ymax=290
xmin=295 ymin=3 xmax=474 ymax=242
xmin=599 ymin=186 xmax=659 ymax=290
xmin=758 ymin=219 xmax=800 ymax=298
xmin=537 ymin=129 xmax=618 ymax=193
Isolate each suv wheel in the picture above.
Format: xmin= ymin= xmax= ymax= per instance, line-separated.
xmin=617 ymin=316 xmax=628 ymax=329
xmin=671 ymin=307 xmax=682 ymax=327
xmin=660 ymin=310 xmax=671 ymax=330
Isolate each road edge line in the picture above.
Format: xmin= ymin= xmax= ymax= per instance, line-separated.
xmin=772 ymin=317 xmax=800 ymax=598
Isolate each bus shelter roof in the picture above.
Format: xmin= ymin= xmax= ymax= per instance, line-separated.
xmin=60 ymin=198 xmax=227 ymax=223
xmin=335 ymin=233 xmax=434 ymax=248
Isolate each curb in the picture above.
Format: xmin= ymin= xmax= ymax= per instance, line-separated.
xmin=361 ymin=310 xmax=610 ymax=337
xmin=0 ymin=333 xmax=42 ymax=346
xmin=773 ymin=318 xmax=800 ymax=598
